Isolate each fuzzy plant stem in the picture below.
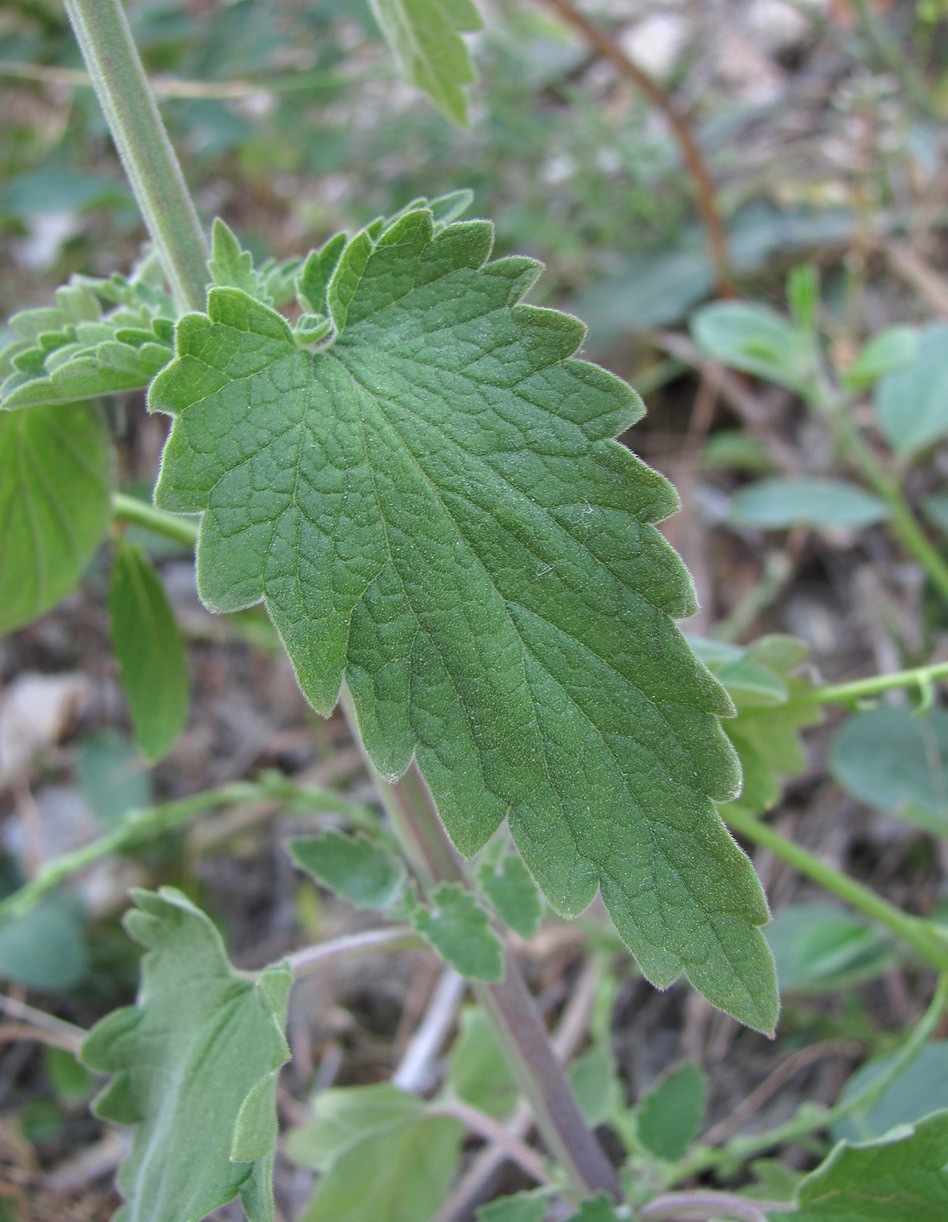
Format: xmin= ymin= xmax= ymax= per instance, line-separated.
xmin=62 ymin=0 xmax=208 ymax=312
xmin=340 ymin=693 xmax=622 ymax=1203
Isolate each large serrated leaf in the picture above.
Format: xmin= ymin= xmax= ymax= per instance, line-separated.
xmin=368 ymin=0 xmax=483 ymax=125
xmin=768 ymin=1109 xmax=948 ymax=1220
xmin=149 ymin=206 xmax=777 ymax=1031
xmin=80 ymin=888 xmax=291 ymax=1222
xmin=0 ymin=401 xmax=112 ymax=633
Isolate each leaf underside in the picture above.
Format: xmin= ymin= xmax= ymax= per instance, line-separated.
xmin=150 ymin=206 xmax=777 ymax=1031
xmin=80 ymin=888 xmax=291 ymax=1222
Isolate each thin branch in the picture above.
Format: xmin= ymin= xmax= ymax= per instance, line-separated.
xmin=285 ymin=926 xmax=424 ymax=977
xmin=432 ymin=1098 xmax=553 ymax=1187
xmin=540 ymin=0 xmax=733 ymax=295
xmin=393 ymin=968 xmax=466 ymax=1093
xmin=640 ymin=1190 xmax=791 ymax=1222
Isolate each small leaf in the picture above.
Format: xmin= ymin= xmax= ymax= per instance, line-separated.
xmin=565 ymin=1196 xmax=622 ymax=1222
xmin=569 ymin=1044 xmax=624 ymax=1128
xmin=288 ymin=830 xmax=406 ymax=910
xmin=636 ymin=1062 xmax=707 ymax=1162
xmin=477 ymin=1191 xmax=548 ymax=1222
xmin=691 ymin=301 xmax=814 ymax=394
xmin=209 ymin=219 xmax=262 ymax=297
xmin=447 ymin=1007 xmax=517 ymax=1119
xmin=478 ymin=852 xmax=543 ymax=938
xmin=0 ymin=893 xmax=87 ymax=991
xmin=829 ymin=707 xmax=948 ymax=833
xmin=77 ymin=729 xmax=151 ymax=827
xmin=287 ymin=1084 xmax=463 ymax=1222
xmin=150 ymin=206 xmax=777 ymax=1032
xmin=874 ymin=322 xmax=948 ymax=455
xmin=841 ymin=325 xmax=920 ymax=392
xmin=770 ymin=1109 xmax=948 ymax=1220
xmin=413 ymin=883 xmax=504 ymax=981
xmin=108 ymin=541 xmax=190 ymax=762
xmin=834 ymin=1042 xmax=948 ymax=1143
xmin=80 ymin=888 xmax=292 ymax=1222
xmin=0 ymin=402 xmax=111 ymax=633
xmin=765 ymin=902 xmax=895 ymax=995
xmin=367 ymin=0 xmax=483 ymax=125
xmin=729 ymin=478 xmax=889 ymax=530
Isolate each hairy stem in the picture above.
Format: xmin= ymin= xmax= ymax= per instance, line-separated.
xmin=724 ymin=806 xmax=948 ymax=971
xmin=342 ymin=690 xmax=620 ymax=1202
xmin=62 ymin=0 xmax=208 ymax=311
xmin=807 ymin=659 xmax=948 ymax=706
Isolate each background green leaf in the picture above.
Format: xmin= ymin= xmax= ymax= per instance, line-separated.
xmin=289 ymin=830 xmax=406 ymax=910
xmin=477 ymin=852 xmax=543 ymax=938
xmin=691 ymin=301 xmax=814 ymax=394
xmin=150 ymin=206 xmax=776 ymax=1031
xmin=446 ymin=1006 xmax=518 ymax=1118
xmin=834 ymin=1042 xmax=948 ymax=1143
xmin=80 ymin=888 xmax=292 ymax=1222
xmin=0 ymin=892 xmax=87 ymax=991
xmin=367 ymin=0 xmax=483 ymax=125
xmin=728 ymin=478 xmax=889 ymax=530
xmin=636 ymin=1062 xmax=707 ymax=1163
xmin=764 ymin=902 xmax=895 ymax=995
xmin=108 ymin=541 xmax=190 ymax=762
xmin=0 ymin=401 xmax=111 ymax=634
xmin=874 ymin=322 xmax=948 ymax=456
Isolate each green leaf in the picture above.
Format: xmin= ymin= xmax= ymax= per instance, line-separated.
xmin=0 ymin=261 xmax=175 ymax=410
xmin=569 ymin=1043 xmax=624 ymax=1128
xmin=728 ymin=478 xmax=889 ymax=530
xmin=765 ymin=902 xmax=895 ymax=995
xmin=834 ymin=1042 xmax=948 ymax=1143
xmin=769 ymin=1109 xmax=948 ymax=1221
xmin=477 ymin=1192 xmax=548 ymax=1222
xmin=0 ymin=401 xmax=111 ymax=634
xmin=841 ymin=325 xmax=920 ymax=392
xmin=829 ymin=707 xmax=948 ymax=834
xmin=447 ymin=1006 xmax=518 ymax=1118
xmin=636 ymin=1061 xmax=707 ymax=1162
xmin=412 ymin=882 xmax=504 ymax=981
xmin=149 ymin=206 xmax=776 ymax=1032
xmin=565 ymin=1196 xmax=622 ymax=1222
xmin=0 ymin=893 xmax=87 ymax=991
xmin=288 ymin=830 xmax=406 ymax=910
xmin=108 ymin=541 xmax=190 ymax=762
xmin=287 ymin=1084 xmax=463 ymax=1222
xmin=477 ymin=852 xmax=543 ymax=938
xmin=77 ymin=729 xmax=151 ymax=827
xmin=691 ymin=301 xmax=815 ymax=394
xmin=367 ymin=0 xmax=483 ymax=125
xmin=874 ymin=322 xmax=948 ymax=456
xmin=80 ymin=887 xmax=292 ymax=1222
xmin=209 ymin=219 xmax=263 ymax=297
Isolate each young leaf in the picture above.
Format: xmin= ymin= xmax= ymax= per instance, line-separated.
xmin=368 ymin=0 xmax=483 ymax=125
xmin=829 ymin=707 xmax=948 ymax=834
xmin=108 ymin=541 xmax=190 ymax=762
xmin=149 ymin=206 xmax=777 ymax=1032
xmin=412 ymin=882 xmax=504 ymax=981
xmin=874 ymin=321 xmax=948 ymax=456
xmin=286 ymin=1083 xmax=463 ymax=1222
xmin=80 ymin=887 xmax=292 ymax=1222
xmin=478 ymin=852 xmax=543 ymax=938
xmin=770 ymin=1109 xmax=948 ymax=1220
xmin=288 ymin=830 xmax=406 ymax=910
xmin=691 ymin=301 xmax=815 ymax=394
xmin=728 ymin=478 xmax=889 ymax=530
xmin=636 ymin=1062 xmax=707 ymax=1163
xmin=0 ymin=402 xmax=111 ymax=634
xmin=841 ymin=325 xmax=919 ymax=392
xmin=447 ymin=1006 xmax=518 ymax=1119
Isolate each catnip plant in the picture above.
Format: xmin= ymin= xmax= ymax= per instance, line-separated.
xmin=2 ymin=2 xmax=948 ymax=1220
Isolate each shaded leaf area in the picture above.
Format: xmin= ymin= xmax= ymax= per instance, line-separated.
xmin=80 ymin=888 xmax=292 ymax=1222
xmin=0 ymin=401 xmax=112 ymax=633
xmin=765 ymin=902 xmax=896 ymax=996
xmin=285 ymin=1083 xmax=463 ymax=1222
xmin=834 ymin=1042 xmax=948 ymax=1143
xmin=150 ymin=205 xmax=776 ymax=1031
xmin=0 ymin=257 xmax=176 ymax=410
xmin=478 ymin=851 xmax=543 ymax=938
xmin=636 ymin=1061 xmax=707 ymax=1163
xmin=830 ymin=707 xmax=948 ymax=834
xmin=108 ymin=540 xmax=190 ymax=762
xmin=768 ymin=1109 xmax=948 ymax=1221
xmin=289 ymin=830 xmax=406 ymax=911
xmin=692 ymin=635 xmax=821 ymax=818
xmin=368 ymin=0 xmax=482 ymax=125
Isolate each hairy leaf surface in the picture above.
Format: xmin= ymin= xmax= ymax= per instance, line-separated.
xmin=80 ymin=888 xmax=291 ymax=1222
xmin=150 ymin=207 xmax=776 ymax=1030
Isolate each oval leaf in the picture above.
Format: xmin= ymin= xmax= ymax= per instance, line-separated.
xmin=874 ymin=321 xmax=948 ymax=455
xmin=691 ymin=301 xmax=813 ymax=393
xmin=729 ymin=478 xmax=889 ymax=530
